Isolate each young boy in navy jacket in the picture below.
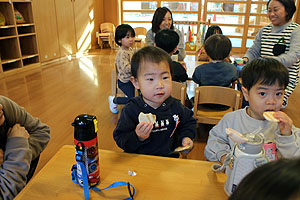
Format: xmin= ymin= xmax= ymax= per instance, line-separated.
xmin=113 ymin=46 xmax=196 ymax=157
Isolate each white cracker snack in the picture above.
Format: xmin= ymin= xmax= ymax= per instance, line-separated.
xmin=263 ymin=111 xmax=279 ymax=122
xmin=174 ymin=145 xmax=191 ymax=152
xmin=138 ymin=112 xmax=156 ymax=124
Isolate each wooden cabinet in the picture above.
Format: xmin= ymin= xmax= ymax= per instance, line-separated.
xmin=55 ymin=0 xmax=90 ymax=55
xmin=54 ymin=0 xmax=77 ymax=57
xmin=0 ymin=0 xmax=39 ymax=76
xmin=32 ymin=0 xmax=60 ymax=62
xmin=33 ymin=0 xmax=90 ymax=63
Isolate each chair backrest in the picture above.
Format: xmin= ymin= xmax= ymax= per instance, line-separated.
xmin=100 ymin=22 xmax=115 ymax=33
xmin=171 ymin=81 xmax=187 ymax=105
xmin=193 ymin=86 xmax=241 ymax=125
xmin=134 ymin=27 xmax=147 ymax=38
xmin=194 ymin=86 xmax=241 ymax=111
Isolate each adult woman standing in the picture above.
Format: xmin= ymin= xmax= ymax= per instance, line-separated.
xmin=243 ymin=0 xmax=300 ymax=108
xmin=146 ymin=7 xmax=186 ymax=61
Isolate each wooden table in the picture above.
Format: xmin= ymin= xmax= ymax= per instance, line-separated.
xmin=15 ymin=145 xmax=227 ymax=200
xmin=185 ymin=60 xmax=206 ymax=79
xmin=181 ymin=55 xmax=206 ymax=79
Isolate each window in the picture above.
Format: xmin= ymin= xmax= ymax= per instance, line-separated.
xmin=120 ymin=0 xmax=270 ymax=53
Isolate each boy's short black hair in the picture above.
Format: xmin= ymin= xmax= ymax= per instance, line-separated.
xmin=204 ymin=25 xmax=223 ymax=41
xmin=267 ymin=0 xmax=296 ymax=21
xmin=241 ymin=57 xmax=289 ymax=91
xmin=204 ymin=34 xmax=231 ymax=60
xmin=115 ymin=24 xmax=135 ymax=46
xmin=155 ymin=29 xmax=179 ymax=54
xmin=131 ymin=46 xmax=172 ymax=78
xmin=229 ymin=159 xmax=300 ymax=200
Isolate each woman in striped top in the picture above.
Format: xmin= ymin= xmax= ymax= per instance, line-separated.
xmin=243 ymin=0 xmax=300 ymax=109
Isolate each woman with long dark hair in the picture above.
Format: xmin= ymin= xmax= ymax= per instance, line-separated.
xmin=146 ymin=7 xmax=186 ymax=61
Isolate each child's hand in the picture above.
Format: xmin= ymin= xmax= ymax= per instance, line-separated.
xmin=181 ymin=137 xmax=194 ymax=154
xmin=0 ymin=149 xmax=3 ymax=165
xmin=273 ymin=111 xmax=293 ymax=136
xmin=7 ymin=124 xmax=30 ymax=138
xmin=243 ymin=57 xmax=249 ymax=63
xmin=135 ymin=122 xmax=153 ymax=141
xmin=220 ymin=155 xmax=226 ymax=164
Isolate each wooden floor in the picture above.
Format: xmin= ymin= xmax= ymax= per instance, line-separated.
xmin=1 ymin=49 xmax=300 ymax=176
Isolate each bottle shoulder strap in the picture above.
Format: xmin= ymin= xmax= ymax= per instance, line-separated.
xmin=71 ymin=162 xmax=135 ymax=200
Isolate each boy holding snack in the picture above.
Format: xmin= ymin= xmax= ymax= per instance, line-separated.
xmin=205 ymin=58 xmax=300 ymax=163
xmin=113 ymin=46 xmax=196 ymax=157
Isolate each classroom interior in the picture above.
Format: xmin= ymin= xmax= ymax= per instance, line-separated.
xmin=1 ymin=0 xmax=300 ymax=177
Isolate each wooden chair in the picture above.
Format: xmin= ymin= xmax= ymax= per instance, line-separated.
xmin=111 ymin=64 xmax=125 ymax=97
xmin=98 ymin=22 xmax=115 ymax=49
xmin=111 ymin=64 xmax=138 ymax=98
xmin=171 ymin=81 xmax=187 ymax=105
xmin=193 ymin=86 xmax=241 ymax=125
xmin=232 ymin=79 xmax=244 ymax=107
xmin=134 ymin=27 xmax=147 ymax=49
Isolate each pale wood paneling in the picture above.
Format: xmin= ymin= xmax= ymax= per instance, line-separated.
xmin=103 ymin=0 xmax=119 ymax=26
xmin=90 ymin=0 xmax=103 ymax=49
xmin=54 ymin=0 xmax=77 ymax=56
xmin=73 ymin=0 xmax=91 ymax=52
xmin=32 ymin=0 xmax=60 ymax=62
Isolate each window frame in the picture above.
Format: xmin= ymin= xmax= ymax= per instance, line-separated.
xmin=120 ymin=0 xmax=298 ymax=53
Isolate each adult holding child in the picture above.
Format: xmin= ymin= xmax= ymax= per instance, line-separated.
xmin=146 ymin=7 xmax=186 ymax=61
xmin=243 ymin=0 xmax=300 ymax=109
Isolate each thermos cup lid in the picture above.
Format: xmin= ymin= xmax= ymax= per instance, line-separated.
xmin=72 ymin=114 xmax=98 ymax=141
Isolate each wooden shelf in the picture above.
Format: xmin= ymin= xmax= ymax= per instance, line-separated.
xmin=0 ymin=2 xmax=15 ymax=25
xmin=0 ymin=0 xmax=39 ymax=76
xmin=17 ymin=25 xmax=35 ymax=35
xmin=13 ymin=2 xmax=34 ymax=24
xmin=0 ymin=25 xmax=15 ymax=28
xmin=22 ymin=54 xmax=38 ymax=66
xmin=18 ymin=32 xmax=35 ymax=37
xmin=22 ymin=53 xmax=38 ymax=59
xmin=0 ymin=25 xmax=16 ymax=38
xmin=0 ymin=35 xmax=17 ymax=40
xmin=16 ymin=23 xmax=34 ymax=27
xmin=1 ymin=59 xmax=22 ymax=72
xmin=12 ymin=0 xmax=32 ymax=2
xmin=1 ymin=58 xmax=21 ymax=64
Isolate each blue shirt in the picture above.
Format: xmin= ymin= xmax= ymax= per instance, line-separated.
xmin=192 ymin=61 xmax=238 ymax=87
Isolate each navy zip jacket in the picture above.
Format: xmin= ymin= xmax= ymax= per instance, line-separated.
xmin=113 ymin=96 xmax=196 ymax=157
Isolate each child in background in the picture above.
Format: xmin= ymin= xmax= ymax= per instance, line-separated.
xmin=108 ymin=24 xmax=135 ymax=114
xmin=204 ymin=58 xmax=300 ymax=163
xmin=154 ymin=29 xmax=188 ymax=83
xmin=197 ymin=25 xmax=231 ymax=62
xmin=113 ymin=46 xmax=196 ymax=157
xmin=192 ymin=34 xmax=238 ymax=87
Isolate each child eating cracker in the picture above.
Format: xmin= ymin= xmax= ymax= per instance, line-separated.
xmin=205 ymin=57 xmax=300 ymax=163
xmin=113 ymin=46 xmax=196 ymax=157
